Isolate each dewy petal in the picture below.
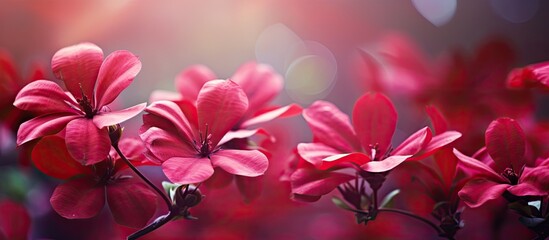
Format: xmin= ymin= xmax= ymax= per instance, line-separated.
xmin=17 ymin=114 xmax=79 ymax=146
xmin=297 ymin=142 xmax=343 ymax=166
xmin=197 ymin=80 xmax=248 ymax=146
xmin=231 ymin=62 xmax=283 ymax=115
xmin=51 ymin=43 xmax=103 ymax=100
xmin=31 ymin=136 xmax=92 ymax=180
xmin=175 ymin=64 xmax=216 ymax=101
xmin=352 ymin=92 xmax=397 ymax=157
xmin=303 ymin=101 xmax=361 ymax=152
xmin=65 ymin=118 xmax=111 ymax=165
xmin=107 ymin=179 xmax=157 ymax=228
xmin=241 ymin=104 xmax=302 ymax=128
xmin=210 ymin=149 xmax=268 ymax=177
xmin=50 ymin=177 xmax=105 ymax=219
xmin=458 ymin=178 xmax=510 ymax=208
xmin=13 ymin=80 xmax=79 ymax=114
xmin=95 ymin=50 xmax=142 ymax=107
xmin=290 ymin=168 xmax=354 ymax=200
xmin=143 ymin=101 xmax=195 ymax=145
xmin=392 ymin=127 xmax=432 ymax=156
xmin=92 ymin=103 xmax=146 ymax=128
xmin=485 ymin=117 xmax=526 ymax=173
xmin=162 ymin=157 xmax=214 ymax=184
xmin=321 ymin=152 xmax=371 ymax=170
xmin=453 ymin=148 xmax=505 ymax=182
xmin=360 ymin=155 xmax=411 ymax=173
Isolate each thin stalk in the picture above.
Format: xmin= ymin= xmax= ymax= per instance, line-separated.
xmin=378 ymin=208 xmax=444 ymax=236
xmin=127 ymin=211 xmax=177 ymax=240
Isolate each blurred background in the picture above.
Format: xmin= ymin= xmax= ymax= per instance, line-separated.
xmin=1 ymin=0 xmax=549 ymax=239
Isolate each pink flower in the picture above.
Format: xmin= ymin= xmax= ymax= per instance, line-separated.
xmin=140 ymin=79 xmax=269 ymax=184
xmin=455 ymin=117 xmax=549 ymax=208
xmin=32 ymin=136 xmax=157 ymax=228
xmin=507 ymin=61 xmax=549 ymax=90
xmin=14 ymin=43 xmax=145 ymax=165
xmin=291 ymin=92 xmax=461 ymax=200
xmin=0 ymin=199 xmax=30 ymax=240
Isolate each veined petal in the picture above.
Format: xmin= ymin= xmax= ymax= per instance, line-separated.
xmin=453 ymin=148 xmax=505 ymax=182
xmin=107 ymin=179 xmax=157 ymax=228
xmin=65 ymin=118 xmax=110 ymax=165
xmin=290 ymin=168 xmax=354 ymax=200
xmin=143 ymin=101 xmax=195 ymax=143
xmin=321 ymin=152 xmax=371 ymax=170
xmin=352 ymin=92 xmax=397 ymax=157
xmin=17 ymin=114 xmax=78 ymax=146
xmin=51 ymin=43 xmax=103 ymax=100
xmin=139 ymin=127 xmax=195 ymax=161
xmin=297 ymin=142 xmax=342 ymax=166
xmin=32 ymin=136 xmax=92 ymax=180
xmin=409 ymin=130 xmax=462 ymax=161
xmin=197 ymin=80 xmax=248 ymax=146
xmin=50 ymin=177 xmax=105 ymax=219
xmin=210 ymin=149 xmax=268 ymax=177
xmin=458 ymin=178 xmax=510 ymax=208
xmin=93 ymin=103 xmax=146 ymax=128
xmin=360 ymin=155 xmax=411 ymax=173
xmin=508 ymin=166 xmax=549 ymax=197
xmin=485 ymin=117 xmax=525 ymax=173
xmin=218 ymin=128 xmax=273 ymax=146
xmin=231 ymin=62 xmax=283 ymax=115
xmin=392 ymin=127 xmax=432 ymax=156
xmin=175 ymin=64 xmax=216 ymax=101
xmin=95 ymin=50 xmax=142 ymax=107
xmin=303 ymin=101 xmax=361 ymax=152
xmin=162 ymin=157 xmax=214 ymax=184
xmin=13 ymin=80 xmax=79 ymax=114
xmin=241 ymin=104 xmax=302 ymax=127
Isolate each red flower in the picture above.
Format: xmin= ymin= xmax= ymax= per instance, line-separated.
xmin=291 ymin=92 xmax=461 ymax=200
xmin=140 ymin=79 xmax=269 ymax=184
xmin=455 ymin=117 xmax=549 ymax=208
xmin=14 ymin=43 xmax=145 ymax=165
xmin=32 ymin=135 xmax=157 ymax=228
xmin=0 ymin=199 xmax=30 ymax=240
xmin=507 ymin=61 xmax=549 ymax=90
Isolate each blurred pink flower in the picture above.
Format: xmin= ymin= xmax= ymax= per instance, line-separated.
xmin=0 ymin=199 xmax=30 ymax=240
xmin=140 ymin=79 xmax=269 ymax=184
xmin=507 ymin=60 xmax=549 ymax=90
xmin=14 ymin=43 xmax=145 ymax=165
xmin=32 ymin=136 xmax=157 ymax=228
xmin=455 ymin=117 xmax=549 ymax=208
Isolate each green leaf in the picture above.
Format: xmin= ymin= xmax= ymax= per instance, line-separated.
xmin=332 ymin=196 xmax=353 ymax=211
xmin=380 ymin=189 xmax=400 ymax=208
xmin=162 ymin=181 xmax=186 ymax=202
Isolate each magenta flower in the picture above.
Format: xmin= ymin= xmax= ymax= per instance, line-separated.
xmin=507 ymin=61 xmax=549 ymax=90
xmin=14 ymin=43 xmax=145 ymax=165
xmin=32 ymin=136 xmax=157 ymax=228
xmin=140 ymin=79 xmax=269 ymax=184
xmin=291 ymin=92 xmax=461 ymax=200
xmin=454 ymin=117 xmax=549 ymax=208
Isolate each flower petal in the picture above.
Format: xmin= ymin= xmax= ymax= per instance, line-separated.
xmin=409 ymin=130 xmax=462 ymax=161
xmin=139 ymin=127 xmax=195 ymax=161
xmin=392 ymin=127 xmax=432 ymax=156
xmin=485 ymin=117 xmax=526 ymax=173
xmin=107 ymin=179 xmax=157 ymax=228
xmin=231 ymin=62 xmax=283 ymax=115
xmin=210 ymin=149 xmax=268 ymax=177
xmin=508 ymin=166 xmax=549 ymax=197
xmin=17 ymin=114 xmax=78 ymax=146
xmin=65 ymin=118 xmax=110 ymax=165
xmin=95 ymin=50 xmax=141 ymax=107
xmin=302 ymin=101 xmax=361 ymax=152
xmin=13 ymin=80 xmax=79 ymax=114
xmin=175 ymin=64 xmax=216 ymax=101
xmin=149 ymin=90 xmax=182 ymax=103
xmin=92 ymin=103 xmax=146 ymax=128
xmin=297 ymin=142 xmax=342 ymax=166
xmin=352 ymin=92 xmax=397 ymax=157
xmin=241 ymin=103 xmax=302 ymax=128
xmin=32 ymin=136 xmax=92 ymax=180
xmin=235 ymin=175 xmax=263 ymax=203
xmin=458 ymin=178 xmax=510 ymax=208
xmin=321 ymin=152 xmax=371 ymax=170
xmin=360 ymin=155 xmax=411 ymax=173
xmin=453 ymin=148 xmax=504 ymax=182
xmin=51 ymin=43 xmax=103 ymax=100
xmin=218 ymin=128 xmax=273 ymax=146
xmin=0 ymin=199 xmax=31 ymax=240
xmin=162 ymin=157 xmax=214 ymax=184
xmin=197 ymin=80 xmax=248 ymax=146
xmin=143 ymin=101 xmax=195 ymax=145
xmin=50 ymin=177 xmax=105 ymax=219
xmin=425 ymin=105 xmax=448 ymax=134
xmin=290 ymin=168 xmax=354 ymax=201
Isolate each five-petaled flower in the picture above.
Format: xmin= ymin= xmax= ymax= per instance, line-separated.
xmin=32 ymin=136 xmax=157 ymax=228
xmin=454 ymin=117 xmax=549 ymax=208
xmin=290 ymin=92 xmax=461 ymax=200
xmin=140 ymin=79 xmax=269 ymax=184
xmin=14 ymin=43 xmax=146 ymax=165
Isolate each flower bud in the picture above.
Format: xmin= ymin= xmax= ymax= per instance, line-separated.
xmin=108 ymin=124 xmax=123 ymax=146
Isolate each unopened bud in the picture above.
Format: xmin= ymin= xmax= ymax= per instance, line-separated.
xmin=108 ymin=124 xmax=123 ymax=146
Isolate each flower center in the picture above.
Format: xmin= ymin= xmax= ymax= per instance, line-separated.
xmin=95 ymin=156 xmax=116 ymax=185
xmin=194 ymin=125 xmax=216 ymax=158
xmin=77 ymin=84 xmax=96 ymax=118
xmin=501 ymin=167 xmax=518 ymax=185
